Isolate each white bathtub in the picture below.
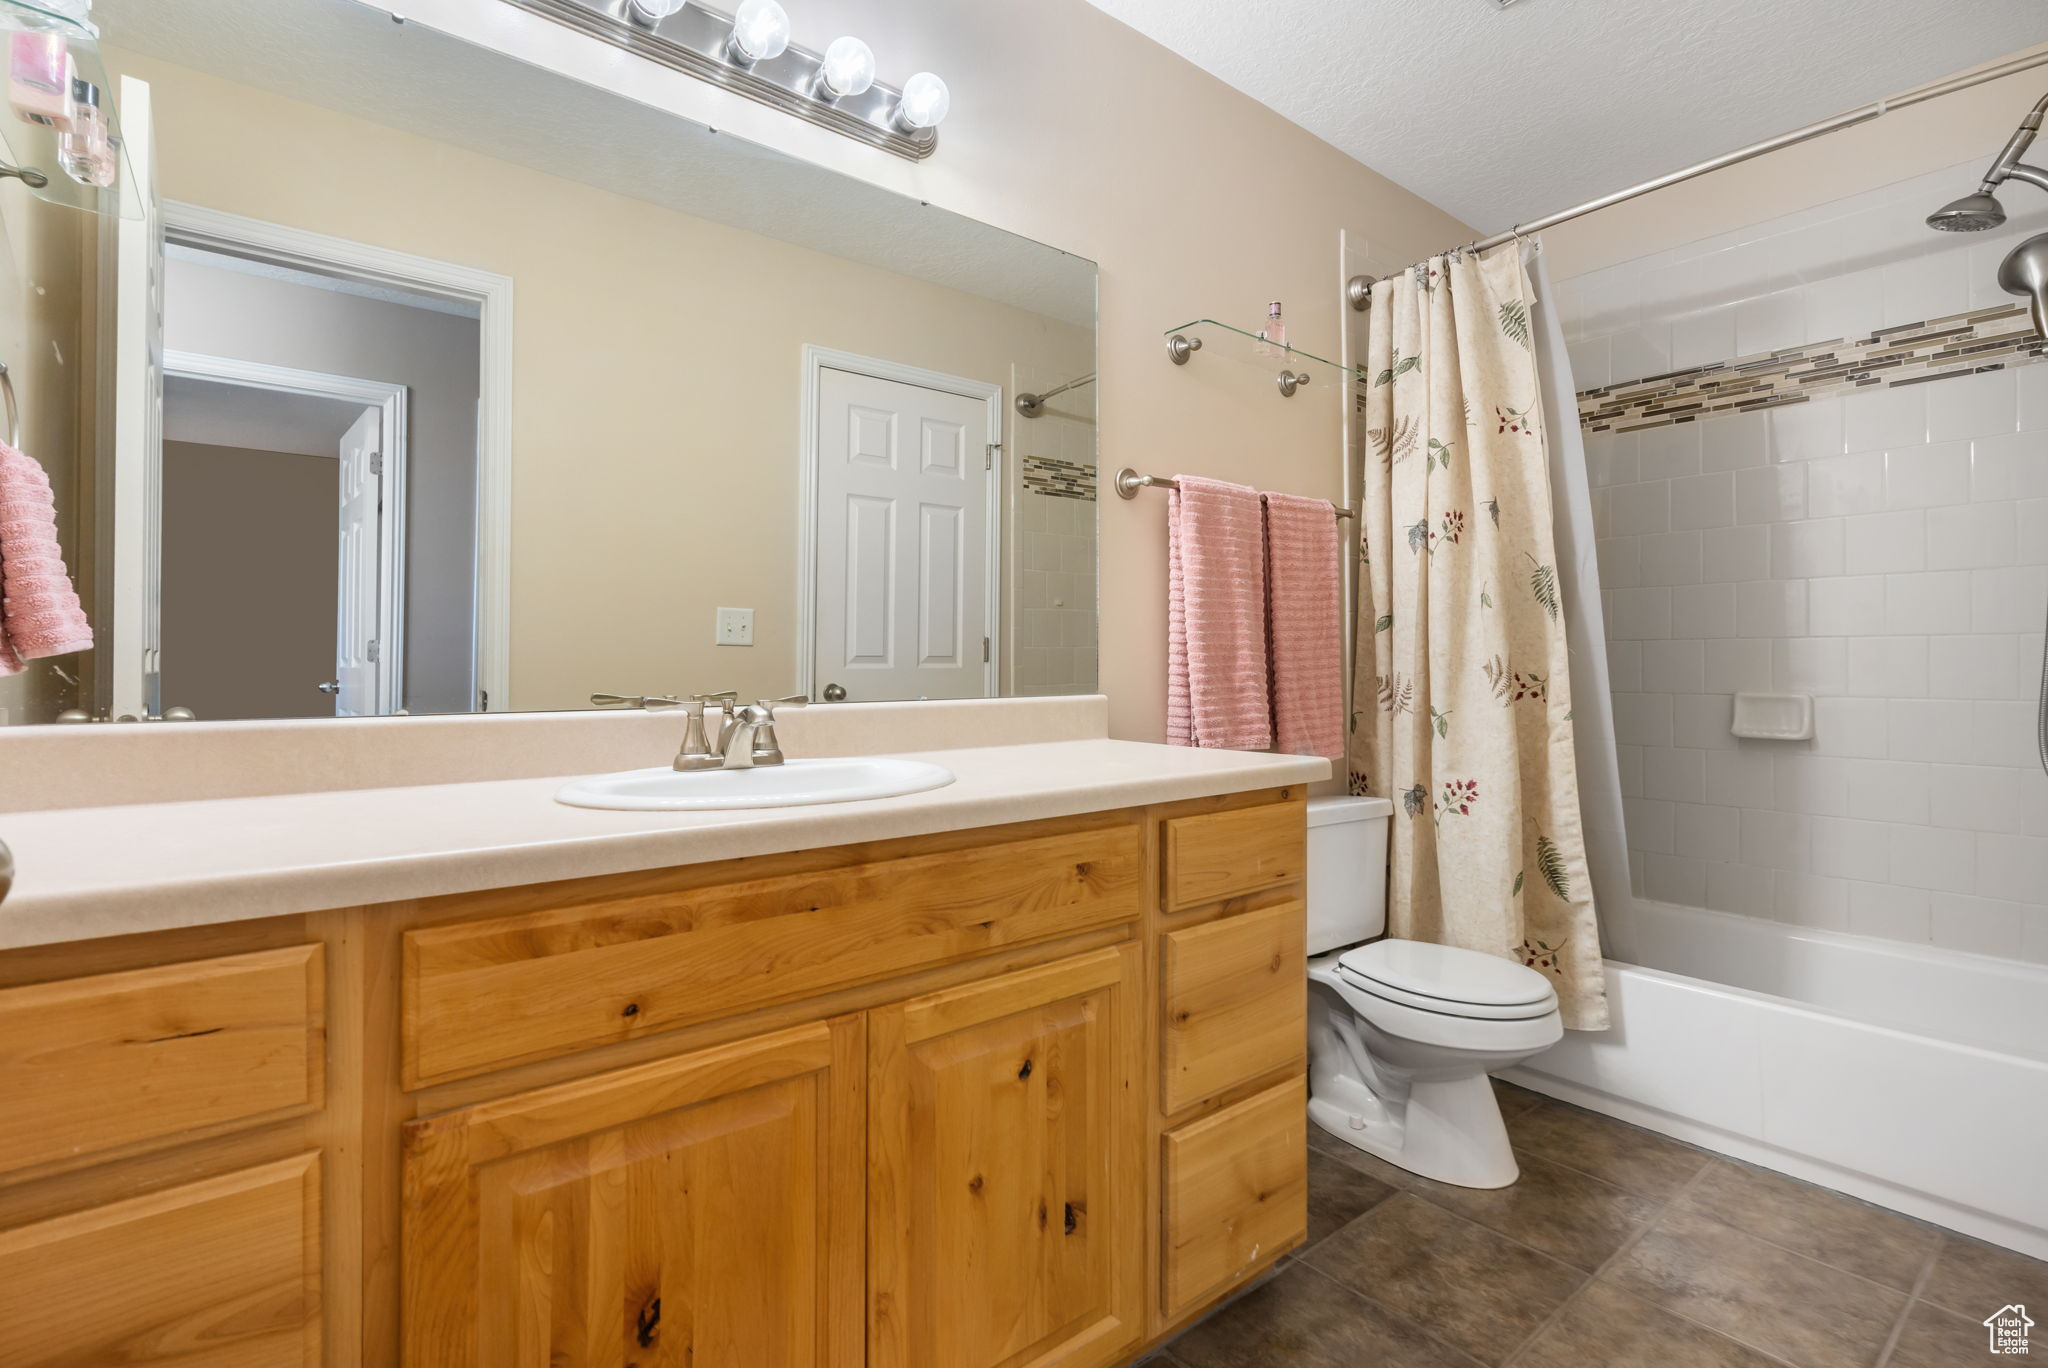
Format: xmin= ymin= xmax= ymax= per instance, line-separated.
xmin=1504 ymin=899 xmax=2048 ymax=1260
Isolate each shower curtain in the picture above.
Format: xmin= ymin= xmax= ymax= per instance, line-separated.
xmin=1351 ymin=247 xmax=1609 ymax=1029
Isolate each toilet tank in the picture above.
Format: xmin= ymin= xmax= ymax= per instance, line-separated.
xmin=1305 ymin=795 xmax=1393 ymax=955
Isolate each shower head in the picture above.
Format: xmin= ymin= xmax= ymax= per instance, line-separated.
xmin=1998 ymin=232 xmax=2048 ymax=339
xmin=1927 ymin=189 xmax=2007 ymax=231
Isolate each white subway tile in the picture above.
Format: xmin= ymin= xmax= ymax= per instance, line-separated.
xmin=1970 ymin=566 xmax=2047 ymax=633
xmin=1643 ymin=746 xmax=1706 ymax=803
xmin=1970 ymin=431 xmax=2048 ymax=503
xmin=1611 ymin=586 xmax=1673 ymax=640
xmin=1675 ymin=802 xmax=1741 ymax=861
xmin=1842 ymin=759 xmax=1930 ymax=824
xmin=1597 ymin=536 xmax=1642 ymax=588
xmin=1888 ymin=824 xmax=1975 ymax=894
xmin=1887 ymin=698 xmax=1973 ymax=762
xmin=1774 ymin=870 xmax=1850 ymax=930
xmin=2018 ymin=361 xmax=2048 ymax=432
xmin=1670 ymin=471 xmax=1735 ymax=531
xmin=1705 ymin=860 xmax=1776 ymax=917
xmin=1845 ymin=636 xmax=1929 ymax=697
xmin=1567 ymin=334 xmax=1611 ymax=389
xmin=1708 ymin=745 xmax=1775 ymax=807
xmin=1638 ymin=424 xmax=1703 ymax=482
xmin=1674 ymin=693 xmax=1736 ymax=750
xmin=1735 ymin=463 xmax=1807 ymax=525
xmin=1807 ymin=576 xmax=1886 ymax=636
xmin=1840 ymin=510 xmax=1924 ymax=575
xmin=1609 ymin=482 xmax=1670 ymax=536
xmin=1735 ymin=290 xmax=1805 ymax=357
xmin=1847 ymin=880 xmax=1932 ymax=941
xmin=1610 ymin=328 xmax=1671 ymax=383
xmin=1638 ymin=530 xmax=1703 ymax=586
xmin=1613 ymin=692 xmax=1674 ymax=748
xmin=1671 ymin=308 xmax=1738 ymax=370
xmin=1702 ymin=524 xmax=1771 ymax=583
xmin=1607 ymin=639 xmax=1643 ymax=692
xmin=1841 ymin=384 xmax=1926 ymax=454
xmin=1929 ymin=893 xmax=2027 ymax=957
xmin=1776 ymin=754 xmax=1852 ymax=817
xmin=1617 ymin=743 xmax=1644 ymax=798
xmin=1642 ymin=639 xmax=1706 ymax=693
xmin=1880 ymin=248 xmax=1971 ymax=329
xmin=1884 ymin=571 xmax=1972 ymax=634
xmin=1805 ymin=452 xmax=1887 ymax=517
xmin=1672 ymin=583 xmax=1738 ymax=639
xmin=1925 ymin=502 xmax=2017 ymax=570
xmin=1770 ymin=398 xmax=1845 ymax=463
xmin=1774 ymin=637 xmax=1846 ymax=693
xmin=1741 ymin=808 xmax=1809 ymax=871
xmin=1701 ymin=412 xmax=1770 ymax=472
xmin=1802 ymin=269 xmax=1884 ymax=347
xmin=1929 ymin=634 xmax=2022 ymax=701
xmin=1970 ymin=700 xmax=2037 ymax=768
xmin=1883 ymin=440 xmax=1973 ymax=510
xmin=1704 ymin=638 xmax=1773 ymax=693
xmin=1927 ymin=763 xmax=2023 ymax=836
xmin=1737 ymin=579 xmax=1807 ymax=637
xmin=1977 ymin=833 xmax=2048 ymax=906
xmin=1925 ymin=369 xmax=2018 ymax=443
xmin=2022 ymin=770 xmax=2048 ymax=839
xmin=2017 ymin=498 xmax=2048 ymax=564
xmin=1812 ymin=816 xmax=1891 ymax=878
xmin=1812 ymin=695 xmax=1890 ymax=759
xmin=1625 ymin=795 xmax=1676 ymax=854
xmin=1643 ymin=852 xmax=1709 ymax=906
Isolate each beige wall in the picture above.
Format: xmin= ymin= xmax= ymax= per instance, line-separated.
xmin=1544 ymin=44 xmax=2048 ymax=280
xmin=362 ymin=0 xmax=1475 ymax=739
xmin=106 ymin=46 xmax=1097 ymax=714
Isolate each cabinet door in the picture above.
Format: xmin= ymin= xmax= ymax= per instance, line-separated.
xmin=869 ymin=945 xmax=1143 ymax=1368
xmin=402 ymin=1015 xmax=864 ymax=1368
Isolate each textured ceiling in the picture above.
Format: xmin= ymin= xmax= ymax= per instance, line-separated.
xmin=96 ymin=0 xmax=1095 ymax=326
xmin=1078 ymin=0 xmax=2047 ymax=233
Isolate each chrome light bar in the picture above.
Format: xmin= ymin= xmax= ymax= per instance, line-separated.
xmin=496 ymin=0 xmax=939 ymax=161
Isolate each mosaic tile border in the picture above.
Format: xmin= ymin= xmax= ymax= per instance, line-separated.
xmin=1022 ymin=453 xmax=1096 ymax=502
xmin=1577 ymin=300 xmax=2046 ymax=433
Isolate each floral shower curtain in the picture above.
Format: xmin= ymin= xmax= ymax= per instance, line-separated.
xmin=1351 ymin=248 xmax=1608 ymax=1030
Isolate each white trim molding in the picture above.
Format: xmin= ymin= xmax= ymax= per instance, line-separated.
xmin=796 ymin=345 xmax=1003 ymax=702
xmin=160 ymin=201 xmax=516 ymax=712
xmin=164 ymin=350 xmax=410 ymax=715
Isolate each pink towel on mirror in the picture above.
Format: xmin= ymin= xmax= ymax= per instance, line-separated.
xmin=1168 ymin=475 xmax=1272 ymax=751
xmin=1263 ymin=491 xmax=1344 ymax=761
xmin=0 ymin=441 xmax=92 ymax=671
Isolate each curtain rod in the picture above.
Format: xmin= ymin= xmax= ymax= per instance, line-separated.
xmin=1349 ymin=45 xmax=2048 ymax=306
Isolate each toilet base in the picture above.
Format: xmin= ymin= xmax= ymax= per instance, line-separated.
xmin=1308 ymin=1070 xmax=1521 ymax=1189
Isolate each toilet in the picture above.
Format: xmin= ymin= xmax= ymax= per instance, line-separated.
xmin=1304 ymin=795 xmax=1564 ymax=1189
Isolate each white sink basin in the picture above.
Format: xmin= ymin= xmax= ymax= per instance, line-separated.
xmin=556 ymin=756 xmax=956 ymax=811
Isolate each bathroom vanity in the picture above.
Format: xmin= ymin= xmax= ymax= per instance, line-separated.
xmin=0 ymin=711 xmax=1323 ymax=1367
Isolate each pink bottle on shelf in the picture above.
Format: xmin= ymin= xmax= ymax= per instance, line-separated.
xmin=8 ymin=29 xmax=70 ymax=130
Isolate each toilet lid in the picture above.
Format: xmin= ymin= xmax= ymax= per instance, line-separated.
xmin=1337 ymin=939 xmax=1558 ymax=1019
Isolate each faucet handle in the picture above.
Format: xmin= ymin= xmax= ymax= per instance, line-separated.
xmin=591 ymin=693 xmax=685 ymax=709
xmin=692 ymin=690 xmax=739 ymax=704
xmin=755 ymin=694 xmax=809 ymax=714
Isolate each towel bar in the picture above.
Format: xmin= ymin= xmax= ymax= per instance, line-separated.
xmin=1111 ymin=467 xmax=1357 ymax=520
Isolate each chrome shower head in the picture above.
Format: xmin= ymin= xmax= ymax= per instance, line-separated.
xmin=1927 ymin=189 xmax=2007 ymax=231
xmin=1998 ymin=232 xmax=2048 ymax=339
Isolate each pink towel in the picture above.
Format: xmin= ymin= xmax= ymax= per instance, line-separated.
xmin=0 ymin=441 xmax=92 ymax=674
xmin=1168 ymin=475 xmax=1272 ymax=750
xmin=1263 ymin=491 xmax=1344 ymax=761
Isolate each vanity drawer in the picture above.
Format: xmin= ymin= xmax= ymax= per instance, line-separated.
xmin=404 ymin=823 xmax=1143 ymax=1087
xmin=1161 ymin=801 xmax=1306 ymax=912
xmin=1159 ymin=899 xmax=1305 ymax=1114
xmin=1160 ymin=1077 xmax=1306 ymax=1322
xmin=0 ymin=944 xmax=326 ymax=1177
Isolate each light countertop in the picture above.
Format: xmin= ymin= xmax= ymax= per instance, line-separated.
xmin=0 ymin=738 xmax=1329 ymax=950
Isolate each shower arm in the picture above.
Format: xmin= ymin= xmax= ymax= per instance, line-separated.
xmin=1979 ymin=90 xmax=2048 ymax=194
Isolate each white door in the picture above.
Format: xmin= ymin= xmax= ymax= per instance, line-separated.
xmin=334 ymin=407 xmax=381 ymax=716
xmin=108 ymin=75 xmax=162 ymax=720
xmin=812 ymin=367 xmax=992 ymax=702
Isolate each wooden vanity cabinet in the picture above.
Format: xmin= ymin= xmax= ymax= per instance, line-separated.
xmin=0 ymin=787 xmax=1307 ymax=1368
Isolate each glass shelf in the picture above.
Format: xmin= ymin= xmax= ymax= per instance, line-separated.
xmin=0 ymin=0 xmax=139 ymax=220
xmin=1162 ymin=318 xmax=1361 ymax=389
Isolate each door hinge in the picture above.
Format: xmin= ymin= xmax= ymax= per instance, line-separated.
xmin=986 ymin=442 xmax=1000 ymax=471
xmin=982 ymin=636 xmax=990 ymax=663
xmin=367 ymin=639 xmax=381 ymax=664
xmin=369 ymin=450 xmax=384 ymax=476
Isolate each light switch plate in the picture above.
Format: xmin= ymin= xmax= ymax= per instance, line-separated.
xmin=716 ymin=606 xmax=754 ymax=646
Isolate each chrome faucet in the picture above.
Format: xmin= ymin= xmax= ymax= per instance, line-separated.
xmin=719 ymin=696 xmax=809 ymax=769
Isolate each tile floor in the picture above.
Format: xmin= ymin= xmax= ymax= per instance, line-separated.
xmin=1139 ymin=1080 xmax=2048 ymax=1368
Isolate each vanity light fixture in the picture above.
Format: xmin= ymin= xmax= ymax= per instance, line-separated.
xmin=499 ymin=0 xmax=949 ymax=160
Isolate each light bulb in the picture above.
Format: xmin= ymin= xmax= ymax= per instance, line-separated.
xmin=817 ymin=36 xmax=876 ymax=100
xmin=728 ymin=0 xmax=790 ymax=62
xmin=895 ymin=71 xmax=949 ymax=131
xmin=626 ymin=0 xmax=684 ymax=23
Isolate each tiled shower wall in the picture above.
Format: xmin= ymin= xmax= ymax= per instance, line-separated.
xmin=1008 ymin=363 xmax=1099 ymax=697
xmin=1558 ymin=158 xmax=2048 ymax=963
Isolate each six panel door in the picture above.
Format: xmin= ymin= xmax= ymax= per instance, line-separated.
xmin=867 ymin=945 xmax=1144 ymax=1368
xmin=401 ymin=1016 xmax=865 ymax=1368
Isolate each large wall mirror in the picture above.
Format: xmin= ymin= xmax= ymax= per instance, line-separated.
xmin=0 ymin=0 xmax=1097 ymax=725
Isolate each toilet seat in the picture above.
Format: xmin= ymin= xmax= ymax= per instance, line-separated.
xmin=1336 ymin=939 xmax=1558 ymax=1021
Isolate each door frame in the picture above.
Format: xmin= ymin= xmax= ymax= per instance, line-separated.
xmin=159 ymin=201 xmax=516 ymax=711
xmin=162 ymin=350 xmax=408 ymax=715
xmin=796 ymin=345 xmax=1004 ymax=700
